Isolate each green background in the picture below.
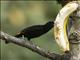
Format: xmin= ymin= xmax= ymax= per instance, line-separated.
xmin=1 ymin=1 xmax=63 ymax=60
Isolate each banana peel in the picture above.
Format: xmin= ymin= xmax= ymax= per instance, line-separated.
xmin=54 ymin=1 xmax=78 ymax=52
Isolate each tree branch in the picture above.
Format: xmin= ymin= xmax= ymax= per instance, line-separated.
xmin=0 ymin=30 xmax=80 ymax=60
xmin=0 ymin=31 xmax=61 ymax=60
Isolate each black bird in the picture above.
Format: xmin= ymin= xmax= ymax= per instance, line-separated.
xmin=5 ymin=21 xmax=54 ymax=43
xmin=15 ymin=21 xmax=54 ymax=41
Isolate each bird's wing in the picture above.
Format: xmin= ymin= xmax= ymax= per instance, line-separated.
xmin=22 ymin=25 xmax=43 ymax=32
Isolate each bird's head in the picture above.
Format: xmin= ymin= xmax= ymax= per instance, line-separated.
xmin=46 ymin=21 xmax=54 ymax=27
xmin=44 ymin=21 xmax=54 ymax=30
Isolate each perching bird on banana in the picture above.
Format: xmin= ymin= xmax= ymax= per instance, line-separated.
xmin=54 ymin=1 xmax=78 ymax=52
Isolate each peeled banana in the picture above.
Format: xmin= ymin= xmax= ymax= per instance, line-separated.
xmin=54 ymin=1 xmax=78 ymax=52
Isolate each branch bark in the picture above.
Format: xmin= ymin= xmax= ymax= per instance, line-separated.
xmin=69 ymin=31 xmax=80 ymax=60
xmin=0 ymin=31 xmax=61 ymax=60
xmin=0 ymin=30 xmax=80 ymax=60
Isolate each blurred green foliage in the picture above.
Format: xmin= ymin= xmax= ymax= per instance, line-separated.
xmin=1 ymin=1 xmax=62 ymax=60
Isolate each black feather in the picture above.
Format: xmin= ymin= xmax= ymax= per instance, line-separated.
xmin=15 ymin=21 xmax=54 ymax=41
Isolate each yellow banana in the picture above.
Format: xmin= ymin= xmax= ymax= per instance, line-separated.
xmin=54 ymin=1 xmax=78 ymax=52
